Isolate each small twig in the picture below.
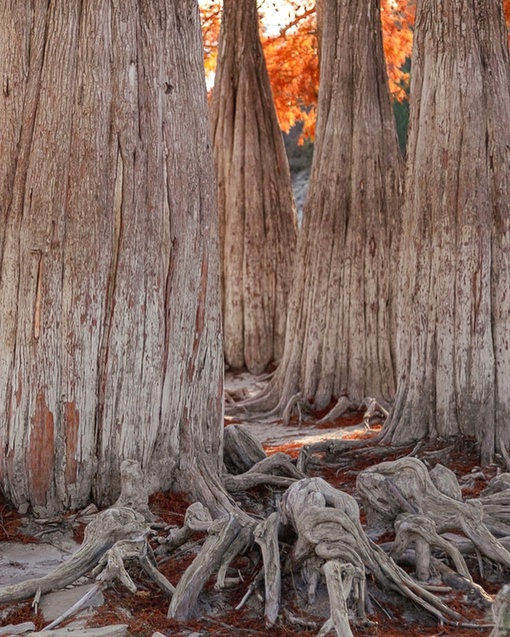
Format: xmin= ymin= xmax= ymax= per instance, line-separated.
xmin=408 ymin=441 xmax=425 ymax=457
xmin=420 ymin=584 xmax=452 ymax=593
xmin=368 ymin=592 xmax=394 ymax=620
xmin=235 ymin=568 xmax=264 ymax=610
xmin=283 ymin=609 xmax=319 ymax=628
xmin=31 ymin=588 xmax=41 ymax=614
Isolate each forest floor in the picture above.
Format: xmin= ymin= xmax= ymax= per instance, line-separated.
xmin=0 ymin=372 xmax=505 ymax=637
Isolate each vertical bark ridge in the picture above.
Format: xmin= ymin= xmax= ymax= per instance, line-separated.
xmin=0 ymin=0 xmax=224 ymax=514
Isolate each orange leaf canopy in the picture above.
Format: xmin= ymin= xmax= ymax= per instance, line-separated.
xmin=201 ymin=0 xmax=510 ymax=140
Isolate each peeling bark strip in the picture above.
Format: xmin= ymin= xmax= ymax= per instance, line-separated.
xmin=0 ymin=1 xmax=224 ymax=514
xmin=244 ymin=0 xmax=402 ymax=413
xmin=210 ymin=0 xmax=297 ymax=374
xmin=382 ymin=0 xmax=510 ymax=464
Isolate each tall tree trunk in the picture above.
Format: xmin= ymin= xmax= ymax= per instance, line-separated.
xmin=251 ymin=0 xmax=402 ymax=411
xmin=381 ymin=0 xmax=510 ymax=465
xmin=210 ymin=0 xmax=297 ymax=375
xmin=0 ymin=0 xmax=228 ymax=516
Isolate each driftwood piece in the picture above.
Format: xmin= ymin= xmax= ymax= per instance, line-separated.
xmin=281 ymin=478 xmax=462 ymax=628
xmin=0 ymin=507 xmax=147 ymax=604
xmin=357 ymin=457 xmax=510 ymax=568
xmin=168 ymin=513 xmax=242 ymax=620
xmin=254 ymin=512 xmax=281 ymax=626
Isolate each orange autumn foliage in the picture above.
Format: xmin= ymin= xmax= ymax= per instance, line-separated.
xmin=201 ymin=0 xmax=510 ymax=140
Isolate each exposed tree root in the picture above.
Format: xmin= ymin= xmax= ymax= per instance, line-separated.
xmin=0 ymin=507 xmax=147 ymax=604
xmin=223 ymin=424 xmax=267 ymax=474
xmin=112 ymin=459 xmax=155 ymax=522
xmin=492 ymin=584 xmax=510 ymax=637
xmin=280 ymin=478 xmax=463 ymax=629
xmin=167 ymin=512 xmax=244 ymax=620
xmin=357 ymin=457 xmax=510 ymax=567
xmin=254 ymin=512 xmax=281 ymax=626
xmin=222 ymin=424 xmax=306 ymax=492
xmin=391 ymin=513 xmax=471 ymax=581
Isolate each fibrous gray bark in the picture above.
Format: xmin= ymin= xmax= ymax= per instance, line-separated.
xmin=0 ymin=0 xmax=225 ymax=515
xmin=381 ymin=0 xmax=510 ymax=465
xmin=240 ymin=0 xmax=402 ymax=416
xmin=210 ymin=0 xmax=297 ymax=374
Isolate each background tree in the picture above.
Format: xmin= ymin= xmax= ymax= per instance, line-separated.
xmin=201 ymin=0 xmax=415 ymax=143
xmin=210 ymin=0 xmax=297 ymax=374
xmin=381 ymin=0 xmax=510 ymax=465
xmin=245 ymin=0 xmax=403 ymax=414
xmin=0 ymin=0 xmax=229 ymax=516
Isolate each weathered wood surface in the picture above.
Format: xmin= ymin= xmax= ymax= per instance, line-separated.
xmin=280 ymin=477 xmax=463 ymax=629
xmin=168 ymin=513 xmax=242 ymax=620
xmin=0 ymin=508 xmax=146 ymax=604
xmin=357 ymin=457 xmax=510 ymax=568
xmin=210 ymin=0 xmax=297 ymax=374
xmin=254 ymin=512 xmax=281 ymax=626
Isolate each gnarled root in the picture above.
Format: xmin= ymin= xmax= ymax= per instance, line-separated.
xmin=0 ymin=507 xmax=147 ymax=605
xmin=222 ymin=424 xmax=306 ymax=492
xmin=167 ymin=509 xmax=248 ymax=620
xmin=254 ymin=512 xmax=281 ymax=626
xmin=280 ymin=477 xmax=463 ymax=632
xmin=391 ymin=513 xmax=471 ymax=582
xmin=357 ymin=457 xmax=510 ymax=568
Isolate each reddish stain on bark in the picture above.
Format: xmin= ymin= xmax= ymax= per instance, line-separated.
xmin=64 ymin=401 xmax=80 ymax=484
xmin=29 ymin=392 xmax=55 ymax=506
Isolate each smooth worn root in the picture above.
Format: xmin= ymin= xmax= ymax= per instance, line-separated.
xmin=391 ymin=513 xmax=471 ymax=582
xmin=315 ymin=396 xmax=352 ymax=427
xmin=357 ymin=457 xmax=510 ymax=568
xmin=280 ymin=478 xmax=462 ymax=630
xmin=491 ymin=584 xmax=510 ymax=637
xmin=159 ymin=501 xmax=213 ymax=552
xmin=223 ymin=424 xmax=267 ymax=474
xmin=167 ymin=511 xmax=245 ymax=620
xmin=362 ymin=397 xmax=389 ymax=429
xmin=317 ymin=561 xmax=360 ymax=637
xmin=0 ymin=507 xmax=147 ymax=604
xmin=254 ymin=512 xmax=281 ymax=627
xmin=223 ymin=451 xmax=306 ymax=493
xmin=222 ymin=424 xmax=307 ymax=492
